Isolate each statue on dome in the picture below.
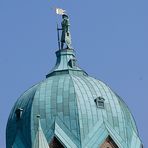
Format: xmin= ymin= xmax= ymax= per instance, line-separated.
xmin=61 ymin=14 xmax=72 ymax=49
xmin=56 ymin=8 xmax=72 ymax=50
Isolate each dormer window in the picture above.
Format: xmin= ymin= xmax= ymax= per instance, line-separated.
xmin=94 ymin=97 xmax=105 ymax=108
xmin=15 ymin=108 xmax=23 ymax=120
xmin=68 ymin=58 xmax=76 ymax=68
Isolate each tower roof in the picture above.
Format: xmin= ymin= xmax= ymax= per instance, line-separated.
xmin=6 ymin=48 xmax=142 ymax=148
xmin=6 ymin=13 xmax=142 ymax=148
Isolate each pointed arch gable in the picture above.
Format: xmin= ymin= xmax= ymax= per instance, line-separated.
xmin=44 ymin=117 xmax=80 ymax=147
xmin=82 ymin=120 xmax=127 ymax=148
xmin=54 ymin=122 xmax=77 ymax=148
xmin=83 ymin=122 xmax=109 ymax=147
xmin=104 ymin=121 xmax=127 ymax=148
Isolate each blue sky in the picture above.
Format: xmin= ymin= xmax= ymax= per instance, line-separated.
xmin=0 ymin=0 xmax=147 ymax=147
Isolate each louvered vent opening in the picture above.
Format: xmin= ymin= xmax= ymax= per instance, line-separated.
xmin=94 ymin=97 xmax=105 ymax=109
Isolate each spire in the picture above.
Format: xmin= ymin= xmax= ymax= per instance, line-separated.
xmin=33 ymin=115 xmax=49 ymax=148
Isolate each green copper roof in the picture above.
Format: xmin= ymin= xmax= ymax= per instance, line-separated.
xmin=46 ymin=49 xmax=87 ymax=78
xmin=6 ymin=49 xmax=142 ymax=148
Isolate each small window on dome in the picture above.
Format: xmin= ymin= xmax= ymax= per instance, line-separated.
xmin=68 ymin=58 xmax=76 ymax=68
xmin=94 ymin=97 xmax=105 ymax=109
xmin=15 ymin=108 xmax=23 ymax=120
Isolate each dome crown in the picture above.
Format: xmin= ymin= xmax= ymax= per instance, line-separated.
xmin=46 ymin=49 xmax=87 ymax=78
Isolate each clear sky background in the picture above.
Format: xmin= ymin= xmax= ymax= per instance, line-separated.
xmin=0 ymin=0 xmax=147 ymax=147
